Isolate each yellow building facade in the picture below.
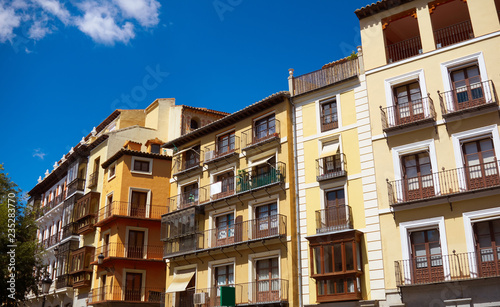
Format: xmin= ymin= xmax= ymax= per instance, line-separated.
xmin=357 ymin=0 xmax=500 ymax=305
xmin=161 ymin=92 xmax=299 ymax=306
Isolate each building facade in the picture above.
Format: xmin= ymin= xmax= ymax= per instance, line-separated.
xmin=357 ymin=0 xmax=500 ymax=306
xmin=161 ymin=92 xmax=299 ymax=307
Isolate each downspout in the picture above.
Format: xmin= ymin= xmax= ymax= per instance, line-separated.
xmin=288 ymin=69 xmax=304 ymax=307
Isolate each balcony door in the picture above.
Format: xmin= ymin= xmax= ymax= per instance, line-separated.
xmin=127 ymin=230 xmax=145 ymax=259
xmin=125 ymin=272 xmax=142 ymax=301
xmin=213 ymin=171 xmax=234 ymax=200
xmin=216 ymin=213 xmax=235 ymax=246
xmin=451 ymin=65 xmax=484 ymax=110
xmin=214 ymin=265 xmax=234 ymax=306
xmin=217 ymin=132 xmax=235 ymax=156
xmin=321 ymin=100 xmax=338 ymax=132
xmin=410 ymin=229 xmax=444 ymax=284
xmin=253 ymin=156 xmax=276 ymax=188
xmin=462 ymin=138 xmax=499 ymax=189
xmin=130 ymin=191 xmax=147 ymax=218
xmin=254 ymin=114 xmax=275 ymax=143
xmin=402 ymin=152 xmax=435 ymax=201
xmin=103 ymin=233 xmax=110 ymax=258
xmin=181 ymin=183 xmax=198 ymax=209
xmin=256 ymin=258 xmax=279 ymax=302
xmin=393 ymin=82 xmax=423 ymax=125
xmin=474 ymin=219 xmax=500 ymax=277
xmin=255 ymin=203 xmax=278 ymax=239
xmin=325 ymin=189 xmax=346 ymax=230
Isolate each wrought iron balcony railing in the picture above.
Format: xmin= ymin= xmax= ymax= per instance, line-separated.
xmin=380 ymin=96 xmax=436 ymax=131
xmin=438 ymin=80 xmax=498 ymax=117
xmin=236 ymin=162 xmax=286 ymax=193
xmin=241 ymin=119 xmax=281 ymax=150
xmin=61 ymin=222 xmax=78 ymax=240
xmin=315 ymin=205 xmax=353 ymax=234
xmin=386 ymin=35 xmax=422 ymax=63
xmin=168 ymin=190 xmax=201 ymax=212
xmin=387 ymin=160 xmax=500 ymax=206
xmin=94 ymin=243 xmax=163 ymax=262
xmin=316 ymin=153 xmax=346 ymax=181
xmin=67 ymin=178 xmax=85 ymax=195
xmin=55 ymin=274 xmax=73 ymax=289
xmin=395 ymin=251 xmax=500 ymax=286
xmin=434 ymin=20 xmax=474 ymax=48
xmin=96 ymin=201 xmax=167 ymax=223
xmin=173 ymin=149 xmax=203 ymax=176
xmin=199 ymin=177 xmax=236 ymax=204
xmin=89 ymin=286 xmax=163 ymax=304
xmin=204 ymin=135 xmax=240 ymax=164
xmin=87 ymin=171 xmax=98 ymax=189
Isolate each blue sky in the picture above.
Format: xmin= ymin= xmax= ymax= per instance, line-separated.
xmin=0 ymin=0 xmax=369 ymax=196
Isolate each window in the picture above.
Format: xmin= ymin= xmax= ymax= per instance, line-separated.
xmin=125 ymin=272 xmax=143 ymax=301
xmin=150 ymin=144 xmax=161 ymax=154
xmin=130 ymin=191 xmax=148 ymax=218
xmin=401 ymin=152 xmax=435 ymax=201
xmin=473 ymin=219 xmax=500 ymax=277
xmin=256 ymin=258 xmax=279 ymax=302
xmin=217 ymin=132 xmax=236 ymax=155
xmin=127 ymin=230 xmax=145 ymax=258
xmin=393 ymin=82 xmax=424 ymax=125
xmin=212 ymin=171 xmax=234 ymax=200
xmin=215 ymin=213 xmax=235 ymax=246
xmin=320 ymin=100 xmax=338 ymax=132
xmin=410 ymin=229 xmax=444 ymax=284
xmin=133 ymin=159 xmax=150 ymax=173
xmin=310 ymin=233 xmax=362 ymax=302
xmin=254 ymin=114 xmax=276 ymax=143
xmin=450 ymin=64 xmax=484 ymax=110
xmin=255 ymin=203 xmax=278 ymax=238
xmin=462 ymin=138 xmax=499 ymax=189
xmin=185 ymin=146 xmax=200 ymax=169
xmin=190 ymin=119 xmax=199 ymax=130
xmin=181 ymin=183 xmax=198 ymax=208
xmin=108 ymin=164 xmax=116 ymax=179
xmin=214 ymin=264 xmax=234 ymax=305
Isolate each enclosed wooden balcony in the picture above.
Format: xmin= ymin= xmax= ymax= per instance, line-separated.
xmin=204 ymin=136 xmax=240 ymax=165
xmin=89 ymin=286 xmax=163 ymax=305
xmin=438 ymin=80 xmax=498 ymax=119
xmin=316 ymin=153 xmax=346 ymax=181
xmin=315 ymin=205 xmax=353 ymax=234
xmin=67 ymin=178 xmax=85 ymax=195
xmin=70 ymin=246 xmax=95 ymax=289
xmin=55 ymin=274 xmax=73 ymax=289
xmin=87 ymin=171 xmax=98 ymax=189
xmin=74 ymin=192 xmax=100 ymax=235
xmin=380 ymin=96 xmax=436 ymax=132
xmin=163 ymin=214 xmax=287 ymax=258
xmin=95 ymin=201 xmax=167 ymax=225
xmin=387 ymin=160 xmax=500 ymax=206
xmin=93 ymin=243 xmax=163 ymax=263
xmin=395 ymin=251 xmax=500 ymax=286
xmin=241 ymin=119 xmax=281 ymax=151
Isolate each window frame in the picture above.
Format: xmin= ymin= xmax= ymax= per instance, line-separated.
xmin=131 ymin=157 xmax=153 ymax=175
xmin=108 ymin=163 xmax=116 ymax=181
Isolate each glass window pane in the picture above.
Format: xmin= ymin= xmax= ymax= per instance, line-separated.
xmin=317 ymin=280 xmax=324 ymax=296
xmin=336 ymin=278 xmax=345 ymax=294
xmin=326 ymin=280 xmax=335 ymax=295
xmin=324 ymin=245 xmax=333 ymax=273
xmin=345 ymin=242 xmax=354 ymax=271
xmin=334 ymin=243 xmax=343 ymax=272
xmin=314 ymin=247 xmax=322 ymax=274
xmin=347 ymin=278 xmax=355 ymax=293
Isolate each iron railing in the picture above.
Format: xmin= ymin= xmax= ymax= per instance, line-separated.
xmin=438 ymin=80 xmax=498 ymax=116
xmin=67 ymin=178 xmax=85 ymax=195
xmin=199 ymin=177 xmax=236 ymax=204
xmin=61 ymin=222 xmax=78 ymax=240
xmin=94 ymin=243 xmax=163 ymax=261
xmin=386 ymin=35 xmax=422 ymax=63
xmin=241 ymin=119 xmax=281 ymax=149
xmin=87 ymin=171 xmax=98 ymax=188
xmin=173 ymin=149 xmax=203 ymax=175
xmin=204 ymin=135 xmax=240 ymax=164
xmin=168 ymin=189 xmax=201 ymax=212
xmin=292 ymin=58 xmax=359 ymax=96
xmin=315 ymin=205 xmax=353 ymax=233
xmin=395 ymin=251 xmax=500 ymax=286
xmin=316 ymin=153 xmax=346 ymax=181
xmin=97 ymin=201 xmax=167 ymax=222
xmin=55 ymin=274 xmax=73 ymax=289
xmin=89 ymin=286 xmax=164 ymax=304
xmin=320 ymin=114 xmax=338 ymax=132
xmin=163 ymin=215 xmax=287 ymax=258
xmin=434 ymin=20 xmax=474 ymax=48
xmin=381 ymin=96 xmax=436 ymax=131
xmin=55 ymin=193 xmax=65 ymax=205
xmin=387 ymin=160 xmax=500 ymax=206
xmin=236 ymin=162 xmax=286 ymax=193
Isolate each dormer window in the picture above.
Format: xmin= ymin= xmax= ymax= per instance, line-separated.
xmin=131 ymin=157 xmax=153 ymax=175
xmin=151 ymin=144 xmax=161 ymax=154
xmin=190 ymin=119 xmax=199 ymax=130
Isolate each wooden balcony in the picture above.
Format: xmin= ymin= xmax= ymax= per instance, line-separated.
xmin=89 ymin=286 xmax=163 ymax=305
xmin=95 ymin=201 xmax=167 ymax=225
xmin=395 ymin=251 xmax=500 ymax=286
xmin=292 ymin=58 xmax=359 ymax=96
xmin=434 ymin=20 xmax=474 ymax=48
xmin=315 ymin=205 xmax=353 ymax=234
xmin=438 ymin=80 xmax=498 ymax=119
xmin=320 ymin=114 xmax=338 ymax=132
xmin=386 ymin=35 xmax=422 ymax=63
xmin=74 ymin=192 xmax=100 ymax=235
xmin=70 ymin=246 xmax=95 ymax=289
xmin=380 ymin=96 xmax=436 ymax=132
xmin=316 ymin=153 xmax=346 ymax=181
xmin=93 ymin=243 xmax=163 ymax=263
xmin=87 ymin=171 xmax=98 ymax=189
xmin=67 ymin=178 xmax=85 ymax=195
xmin=241 ymin=119 xmax=281 ymax=151
xmin=163 ymin=214 xmax=287 ymax=258
xmin=55 ymin=274 xmax=73 ymax=289
xmin=387 ymin=160 xmax=500 ymax=207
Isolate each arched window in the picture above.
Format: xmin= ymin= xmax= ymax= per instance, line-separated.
xmin=190 ymin=119 xmax=199 ymax=130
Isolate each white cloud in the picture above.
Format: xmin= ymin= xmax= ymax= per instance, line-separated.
xmin=33 ymin=0 xmax=71 ymax=24
xmin=0 ymin=4 xmax=21 ymax=43
xmin=75 ymin=1 xmax=135 ymax=45
xmin=33 ymin=148 xmax=46 ymax=160
xmin=28 ymin=15 xmax=51 ymax=40
xmin=113 ymin=0 xmax=160 ymax=27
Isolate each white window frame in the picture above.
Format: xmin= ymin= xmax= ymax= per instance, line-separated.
xmin=462 ymin=207 xmax=500 ymax=278
xmin=122 ymin=269 xmax=147 ymax=301
xmin=316 ymin=94 xmax=342 ymax=134
xmin=399 ymin=217 xmax=450 ymax=284
xmin=384 ymin=69 xmax=428 ymax=126
xmin=125 ymin=226 xmax=149 ymax=258
xmin=131 ymin=157 xmax=153 ymax=175
xmin=451 ymin=125 xmax=500 ymax=190
xmin=128 ymin=187 xmax=152 ymax=218
xmin=248 ymin=250 xmax=281 ymax=302
xmin=209 ymin=166 xmax=236 ymax=201
xmin=108 ymin=163 xmax=116 ymax=181
xmin=440 ymin=52 xmax=489 ymax=112
xmin=208 ymin=206 xmax=237 ymax=248
xmin=207 ymin=258 xmax=236 ymax=290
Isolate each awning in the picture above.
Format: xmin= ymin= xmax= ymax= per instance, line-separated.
xmin=165 ymin=271 xmax=195 ymax=293
xmin=320 ymin=142 xmax=339 ymax=157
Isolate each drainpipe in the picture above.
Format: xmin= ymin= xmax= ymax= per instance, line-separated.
xmin=288 ymin=69 xmax=304 ymax=307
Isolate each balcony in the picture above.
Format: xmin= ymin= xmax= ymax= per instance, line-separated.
xmin=41 ymin=239 xmax=49 ymax=248
xmin=56 ymin=274 xmax=73 ymax=289
xmin=87 ymin=171 xmax=98 ymax=189
xmin=168 ymin=190 xmax=200 ymax=212
xmin=89 ymin=286 xmax=163 ymax=305
xmin=61 ymin=222 xmax=78 ymax=240
xmin=387 ymin=160 xmax=500 ymax=207
xmin=434 ymin=20 xmax=474 ymax=48
xmin=438 ymin=80 xmax=498 ymax=119
xmin=204 ymin=136 xmax=240 ymax=165
xmin=163 ymin=214 xmax=287 ymax=258
xmin=380 ymin=96 xmax=436 ymax=132
xmin=189 ymin=279 xmax=289 ymax=306
xmin=292 ymin=58 xmax=359 ymax=96
xmin=67 ymin=178 xmax=85 ymax=195
xmin=395 ymin=251 xmax=500 ymax=287
xmin=320 ymin=114 xmax=338 ymax=132
xmin=316 ymin=153 xmax=346 ymax=181
xmin=48 ymin=233 xmax=58 ymax=247
xmin=315 ymin=205 xmax=353 ymax=234
xmin=70 ymin=246 xmax=95 ymax=289
xmin=172 ymin=150 xmax=203 ymax=177
xmin=55 ymin=193 xmax=65 ymax=205
xmin=200 ymin=177 xmax=236 ymax=205
xmin=386 ymin=35 xmax=422 ymax=63
xmin=241 ymin=119 xmax=281 ymax=151
xmin=74 ymin=192 xmax=100 ymax=235
xmin=96 ymin=201 xmax=167 ymax=225
xmin=236 ymin=162 xmax=286 ymax=194
xmin=93 ymin=243 xmax=163 ymax=262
